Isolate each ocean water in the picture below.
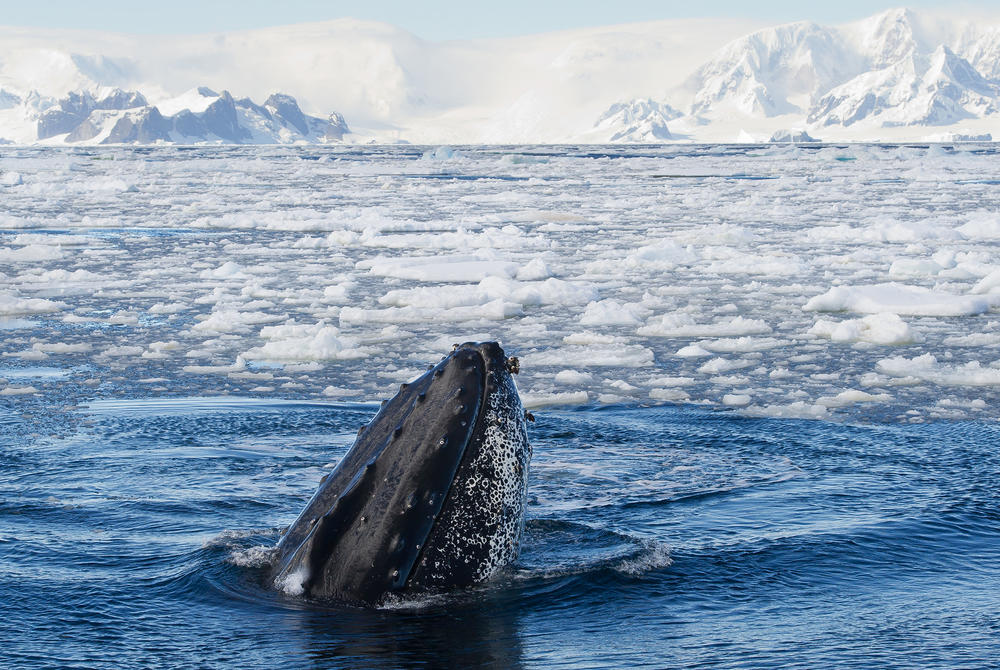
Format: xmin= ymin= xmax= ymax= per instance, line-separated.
xmin=2 ymin=144 xmax=1000 ymax=668
xmin=3 ymin=399 xmax=999 ymax=668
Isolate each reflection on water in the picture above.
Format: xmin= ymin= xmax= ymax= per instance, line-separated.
xmin=295 ymin=600 xmax=524 ymax=669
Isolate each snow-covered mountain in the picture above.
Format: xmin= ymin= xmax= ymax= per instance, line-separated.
xmin=677 ymin=8 xmax=1000 ymax=137
xmin=0 ymin=85 xmax=351 ymax=144
xmin=686 ymin=21 xmax=862 ymax=118
xmin=3 ymin=8 xmax=1000 ymax=144
xmin=807 ymin=45 xmax=999 ymax=127
xmin=584 ymin=99 xmax=682 ymax=142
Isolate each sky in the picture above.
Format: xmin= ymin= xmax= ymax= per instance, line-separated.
xmin=1 ymin=0 xmax=997 ymax=40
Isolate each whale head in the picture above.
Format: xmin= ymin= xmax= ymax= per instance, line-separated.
xmin=272 ymin=341 xmax=531 ymax=606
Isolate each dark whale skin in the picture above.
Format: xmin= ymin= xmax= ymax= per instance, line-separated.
xmin=271 ymin=341 xmax=531 ymax=606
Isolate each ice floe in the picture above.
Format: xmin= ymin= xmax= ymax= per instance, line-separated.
xmin=876 ymin=354 xmax=1000 ymax=387
xmin=3 ymin=144 xmax=1000 ymax=422
xmin=807 ymin=313 xmax=919 ymax=345
xmin=804 ymin=283 xmax=998 ymax=316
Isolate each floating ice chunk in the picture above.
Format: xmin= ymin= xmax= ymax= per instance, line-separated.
xmin=379 ymin=277 xmax=596 ymax=311
xmin=1 ymin=172 xmax=23 ymax=186
xmin=700 ymin=337 xmax=785 ymax=352
xmin=804 ymin=283 xmax=996 ymax=316
xmin=182 ymin=357 xmax=249 ymax=374
xmin=816 ymin=389 xmax=892 ymax=407
xmin=108 ymin=311 xmax=140 ymax=325
xmin=937 ymin=397 xmax=988 ymax=410
xmin=200 ymin=261 xmax=248 ymax=279
xmin=101 ymin=345 xmax=144 ymax=357
xmin=741 ymin=401 xmax=830 ymax=419
xmin=360 ymin=254 xmax=519 ymax=283
xmin=957 ymin=214 xmax=1000 ymax=239
xmin=10 ymin=233 xmax=98 ymax=247
xmin=33 ymin=342 xmax=92 ymax=354
xmin=807 ymin=313 xmax=918 ymax=345
xmin=624 ymin=239 xmax=698 ymax=269
xmin=0 ymin=245 xmax=64 ymax=262
xmin=528 ymin=342 xmax=654 ymax=368
xmin=676 ymin=343 xmax=711 ymax=358
xmin=673 ymin=223 xmax=753 ymax=246
xmin=0 ymin=386 xmax=39 ymax=396
xmin=639 ymin=314 xmax=772 ymax=337
xmin=475 ymin=276 xmax=597 ymax=306
xmin=805 ymin=219 xmax=961 ymax=244
xmin=192 ymin=309 xmax=287 ymax=333
xmin=889 ymin=259 xmax=943 ymax=279
xmin=6 ymin=348 xmax=48 ymax=361
xmin=876 ymin=353 xmax=1000 ymax=386
xmin=697 ymin=357 xmax=754 ymax=374
xmin=149 ymin=302 xmax=188 ymax=314
xmin=554 ymin=370 xmax=593 ymax=385
xmin=721 ymin=394 xmax=752 ymax=407
xmin=231 ymin=370 xmax=274 ymax=382
xmin=704 ymin=253 xmax=804 ymax=276
xmin=499 ymin=277 xmax=597 ymax=306
xmin=348 ymin=226 xmax=550 ymax=252
xmin=971 ymin=269 xmax=1000 ymax=295
xmin=422 ymin=146 xmax=462 ymax=160
xmin=562 ymin=331 xmax=621 ymax=346
xmin=888 ymin=250 xmax=957 ymax=279
xmin=708 ymin=374 xmax=750 ymax=386
xmin=645 ymin=376 xmax=695 ymax=387
xmin=515 ymin=257 xmax=553 ymax=281
xmin=942 ymin=332 xmax=1000 ymax=347
xmin=322 ymin=283 xmax=354 ymax=303
xmin=310 ymin=231 xmax=358 ymax=247
xmin=341 ymin=299 xmax=522 ymax=325
xmin=580 ymin=299 xmax=645 ymax=326
xmin=0 ymin=293 xmax=66 ymax=315
xmin=649 ymin=388 xmax=690 ymax=402
xmin=244 ymin=322 xmax=367 ymax=361
xmin=23 ymin=268 xmax=107 ymax=284
xmin=322 ymin=386 xmax=353 ymax=398
xmin=521 ymin=390 xmax=589 ymax=408
xmin=865 ymin=218 xmax=962 ymax=243
xmin=142 ymin=341 xmax=181 ymax=359
xmin=378 ymin=285 xmax=483 ymax=310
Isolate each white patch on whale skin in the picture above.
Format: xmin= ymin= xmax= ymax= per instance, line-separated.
xmin=414 ymin=363 xmax=531 ymax=586
xmin=474 ymin=374 xmax=531 ymax=582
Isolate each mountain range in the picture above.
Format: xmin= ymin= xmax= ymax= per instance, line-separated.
xmin=1 ymin=8 xmax=999 ymax=144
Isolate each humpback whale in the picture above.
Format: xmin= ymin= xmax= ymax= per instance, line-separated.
xmin=272 ymin=341 xmax=532 ymax=606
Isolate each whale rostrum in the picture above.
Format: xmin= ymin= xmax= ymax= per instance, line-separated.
xmin=272 ymin=341 xmax=532 ymax=606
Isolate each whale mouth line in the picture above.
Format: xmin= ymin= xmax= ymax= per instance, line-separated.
xmin=402 ymin=346 xmax=491 ymax=584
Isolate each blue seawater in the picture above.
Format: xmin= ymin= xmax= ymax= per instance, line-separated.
xmin=2 ymin=397 xmax=998 ymax=668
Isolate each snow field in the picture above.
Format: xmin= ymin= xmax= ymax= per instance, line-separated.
xmin=2 ymin=143 xmax=1000 ymax=422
